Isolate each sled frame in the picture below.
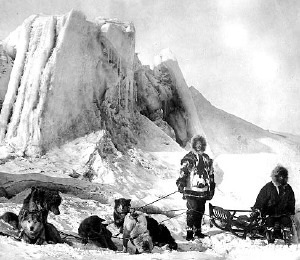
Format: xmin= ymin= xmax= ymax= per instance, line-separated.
xmin=209 ymin=203 xmax=265 ymax=239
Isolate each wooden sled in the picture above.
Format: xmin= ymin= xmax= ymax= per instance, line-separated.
xmin=209 ymin=203 xmax=298 ymax=245
xmin=209 ymin=203 xmax=266 ymax=240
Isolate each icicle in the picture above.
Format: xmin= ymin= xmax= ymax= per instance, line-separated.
xmin=117 ymin=57 xmax=119 ymax=76
xmin=128 ymin=73 xmax=134 ymax=112
xmin=124 ymin=76 xmax=129 ymax=112
xmin=110 ymin=47 xmax=112 ymax=63
xmin=128 ymin=79 xmax=132 ymax=112
xmin=108 ymin=47 xmax=110 ymax=63
xmin=118 ymin=79 xmax=121 ymax=108
xmin=132 ymin=81 xmax=135 ymax=111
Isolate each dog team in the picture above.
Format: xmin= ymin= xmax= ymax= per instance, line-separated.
xmin=0 ymin=187 xmax=178 ymax=254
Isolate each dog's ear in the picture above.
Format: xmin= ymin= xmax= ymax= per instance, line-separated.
xmin=50 ymin=205 xmax=60 ymax=215
xmin=98 ymin=217 xmax=106 ymax=222
xmin=31 ymin=186 xmax=43 ymax=196
xmin=32 ymin=186 xmax=42 ymax=196
xmin=22 ymin=210 xmax=29 ymax=219
xmin=114 ymin=199 xmax=120 ymax=204
xmin=36 ymin=211 xmax=43 ymax=222
xmin=126 ymin=199 xmax=131 ymax=204
xmin=31 ymin=187 xmax=40 ymax=198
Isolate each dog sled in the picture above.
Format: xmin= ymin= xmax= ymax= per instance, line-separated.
xmin=209 ymin=203 xmax=295 ymax=245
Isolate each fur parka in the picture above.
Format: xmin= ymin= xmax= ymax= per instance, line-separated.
xmin=176 ymin=151 xmax=215 ymax=200
xmin=253 ymin=181 xmax=295 ymax=217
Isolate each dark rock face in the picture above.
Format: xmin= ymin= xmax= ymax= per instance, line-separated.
xmin=135 ymin=65 xmax=188 ymax=146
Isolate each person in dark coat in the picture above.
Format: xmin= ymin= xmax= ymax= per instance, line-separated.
xmin=176 ymin=135 xmax=215 ymax=241
xmin=252 ymin=165 xmax=295 ymax=243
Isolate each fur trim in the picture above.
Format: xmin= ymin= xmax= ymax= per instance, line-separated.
xmin=270 ymin=165 xmax=288 ymax=186
xmin=191 ymin=135 xmax=207 ymax=152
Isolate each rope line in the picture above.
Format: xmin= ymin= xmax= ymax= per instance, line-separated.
xmin=133 ymin=190 xmax=178 ymax=210
xmin=0 ymin=231 xmax=21 ymax=241
xmin=159 ymin=211 xmax=186 ymax=224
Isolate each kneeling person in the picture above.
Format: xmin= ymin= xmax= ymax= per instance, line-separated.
xmin=251 ymin=165 xmax=295 ymax=244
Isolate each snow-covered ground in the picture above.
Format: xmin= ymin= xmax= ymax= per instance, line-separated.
xmin=1 ymin=190 xmax=299 ymax=260
xmin=0 ymin=127 xmax=300 ymax=260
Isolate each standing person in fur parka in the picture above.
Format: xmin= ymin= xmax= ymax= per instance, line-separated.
xmin=176 ymin=135 xmax=215 ymax=241
xmin=252 ymin=165 xmax=295 ymax=243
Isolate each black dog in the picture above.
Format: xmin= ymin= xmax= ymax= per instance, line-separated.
xmin=113 ymin=198 xmax=131 ymax=233
xmin=146 ymin=216 xmax=177 ymax=250
xmin=44 ymin=222 xmax=63 ymax=244
xmin=0 ymin=212 xmax=20 ymax=230
xmin=78 ymin=215 xmax=117 ymax=251
xmin=19 ymin=187 xmax=62 ymax=224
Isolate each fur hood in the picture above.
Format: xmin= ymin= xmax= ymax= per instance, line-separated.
xmin=270 ymin=165 xmax=288 ymax=187
xmin=191 ymin=135 xmax=207 ymax=152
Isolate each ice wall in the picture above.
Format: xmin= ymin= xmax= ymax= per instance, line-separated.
xmin=0 ymin=10 xmax=136 ymax=156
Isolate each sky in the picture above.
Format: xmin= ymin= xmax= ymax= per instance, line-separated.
xmin=0 ymin=0 xmax=300 ymax=134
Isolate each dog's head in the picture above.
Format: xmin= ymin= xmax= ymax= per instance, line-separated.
xmin=114 ymin=198 xmax=131 ymax=214
xmin=30 ymin=187 xmax=62 ymax=215
xmin=167 ymin=240 xmax=178 ymax=250
xmin=44 ymin=190 xmax=62 ymax=215
xmin=21 ymin=211 xmax=44 ymax=239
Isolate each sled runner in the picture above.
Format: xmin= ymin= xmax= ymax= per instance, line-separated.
xmin=209 ymin=203 xmax=294 ymax=244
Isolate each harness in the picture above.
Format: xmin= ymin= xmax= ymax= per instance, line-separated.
xmin=128 ymin=212 xmax=150 ymax=242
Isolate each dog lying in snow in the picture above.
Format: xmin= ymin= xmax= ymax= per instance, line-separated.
xmin=145 ymin=216 xmax=178 ymax=250
xmin=19 ymin=210 xmax=62 ymax=245
xmin=20 ymin=211 xmax=46 ymax=245
xmin=78 ymin=215 xmax=117 ymax=251
xmin=0 ymin=212 xmax=20 ymax=230
xmin=123 ymin=211 xmax=153 ymax=253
